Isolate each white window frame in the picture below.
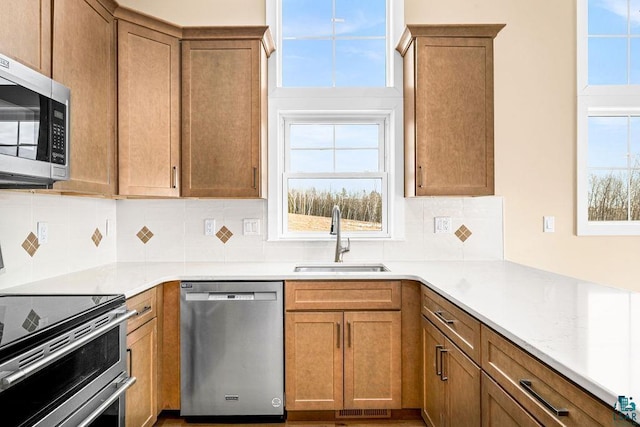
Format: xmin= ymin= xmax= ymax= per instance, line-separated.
xmin=577 ymin=0 xmax=640 ymax=235
xmin=267 ymin=0 xmax=405 ymax=241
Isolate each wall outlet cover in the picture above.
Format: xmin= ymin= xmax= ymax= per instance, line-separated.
xmin=37 ymin=222 xmax=49 ymax=244
xmin=243 ymin=218 xmax=261 ymax=235
xmin=204 ymin=219 xmax=216 ymax=236
xmin=434 ymin=217 xmax=452 ymax=234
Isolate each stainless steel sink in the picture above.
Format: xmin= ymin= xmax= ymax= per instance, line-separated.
xmin=293 ymin=263 xmax=389 ymax=273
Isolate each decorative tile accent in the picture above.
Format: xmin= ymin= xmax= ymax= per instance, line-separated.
xmin=21 ymin=232 xmax=40 ymax=257
xmin=136 ymin=226 xmax=154 ymax=244
xmin=216 ymin=226 xmax=233 ymax=244
xmin=92 ymin=228 xmax=103 ymax=247
xmin=455 ymin=225 xmax=473 ymax=242
xmin=22 ymin=309 xmax=41 ymax=332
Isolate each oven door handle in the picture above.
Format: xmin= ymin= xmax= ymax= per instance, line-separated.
xmin=0 ymin=309 xmax=137 ymax=391
xmin=76 ymin=376 xmax=136 ymax=427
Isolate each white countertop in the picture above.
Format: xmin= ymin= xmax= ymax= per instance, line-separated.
xmin=3 ymin=260 xmax=638 ymax=416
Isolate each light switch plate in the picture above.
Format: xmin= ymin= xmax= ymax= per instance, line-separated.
xmin=434 ymin=217 xmax=452 ymax=234
xmin=243 ymin=218 xmax=261 ymax=235
xmin=543 ymin=216 xmax=555 ymax=233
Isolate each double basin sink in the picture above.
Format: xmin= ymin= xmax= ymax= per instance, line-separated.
xmin=293 ymin=263 xmax=389 ymax=273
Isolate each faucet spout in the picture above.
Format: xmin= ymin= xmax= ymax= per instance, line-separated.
xmin=330 ymin=205 xmax=350 ymax=262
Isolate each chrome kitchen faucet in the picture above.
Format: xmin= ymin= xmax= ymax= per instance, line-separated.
xmin=330 ymin=205 xmax=350 ymax=262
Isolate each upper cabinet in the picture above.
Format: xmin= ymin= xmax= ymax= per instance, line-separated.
xmin=117 ymin=18 xmax=181 ymax=197
xmin=181 ymin=27 xmax=274 ymax=198
xmin=0 ymin=0 xmax=52 ymax=75
xmin=52 ymin=0 xmax=117 ymax=195
xmin=397 ymin=25 xmax=504 ymax=197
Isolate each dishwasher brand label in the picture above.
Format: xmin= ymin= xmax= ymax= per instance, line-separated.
xmin=271 ymin=397 xmax=282 ymax=408
xmin=225 ymin=395 xmax=239 ymax=401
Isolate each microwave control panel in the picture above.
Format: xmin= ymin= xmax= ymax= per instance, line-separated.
xmin=51 ymin=101 xmax=66 ymax=165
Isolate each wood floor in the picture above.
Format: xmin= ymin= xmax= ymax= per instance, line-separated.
xmin=155 ymin=412 xmax=426 ymax=427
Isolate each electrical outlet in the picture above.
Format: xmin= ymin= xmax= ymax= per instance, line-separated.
xmin=37 ymin=222 xmax=49 ymax=244
xmin=204 ymin=219 xmax=216 ymax=236
xmin=434 ymin=217 xmax=452 ymax=234
xmin=243 ymin=219 xmax=261 ymax=235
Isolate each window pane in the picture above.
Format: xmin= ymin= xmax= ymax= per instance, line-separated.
xmin=588 ymin=169 xmax=629 ymax=221
xmin=588 ymin=0 xmax=628 ymax=35
xmin=283 ymin=39 xmax=333 ymax=87
xmin=290 ymin=149 xmax=333 ymax=172
xmin=632 ymin=0 xmax=640 ymax=34
xmin=290 ymin=124 xmax=333 ymax=149
xmin=335 ymin=124 xmax=379 ymax=148
xmin=631 ymin=38 xmax=640 ymax=83
xmin=336 ymin=149 xmax=378 ymax=172
xmin=335 ymin=0 xmax=386 ymax=37
xmin=287 ymin=178 xmax=383 ymax=232
xmin=282 ymin=0 xmax=332 ymax=38
xmin=588 ymin=37 xmax=628 ymax=84
xmin=336 ymin=39 xmax=386 ymax=87
xmin=631 ymin=117 xmax=640 ymax=167
xmin=588 ymin=116 xmax=628 ymax=168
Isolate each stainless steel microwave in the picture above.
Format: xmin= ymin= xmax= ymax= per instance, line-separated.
xmin=0 ymin=53 xmax=70 ymax=188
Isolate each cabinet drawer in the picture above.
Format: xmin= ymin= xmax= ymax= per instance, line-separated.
xmin=126 ymin=288 xmax=157 ymax=333
xmin=482 ymin=372 xmax=542 ymax=427
xmin=481 ymin=325 xmax=626 ymax=426
xmin=421 ymin=286 xmax=481 ymax=363
xmin=285 ymin=281 xmax=401 ymax=311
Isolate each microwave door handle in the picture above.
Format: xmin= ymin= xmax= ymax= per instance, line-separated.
xmin=76 ymin=376 xmax=137 ymax=427
xmin=0 ymin=309 xmax=137 ymax=391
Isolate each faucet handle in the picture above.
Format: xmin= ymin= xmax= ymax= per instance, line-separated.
xmin=344 ymin=238 xmax=351 ymax=253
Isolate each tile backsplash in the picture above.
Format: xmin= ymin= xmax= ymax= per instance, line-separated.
xmin=0 ymin=192 xmax=503 ymax=290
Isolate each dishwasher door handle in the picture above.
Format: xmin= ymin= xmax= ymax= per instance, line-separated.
xmin=185 ymin=291 xmax=277 ymax=301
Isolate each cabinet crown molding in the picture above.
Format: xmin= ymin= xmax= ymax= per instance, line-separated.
xmin=396 ymin=24 xmax=505 ymax=56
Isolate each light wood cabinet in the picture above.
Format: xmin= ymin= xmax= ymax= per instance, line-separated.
xmin=126 ymin=317 xmax=158 ymax=427
xmin=126 ymin=288 xmax=159 ymax=427
xmin=52 ymin=0 xmax=117 ymax=195
xmin=117 ymin=20 xmax=180 ymax=197
xmin=397 ymin=25 xmax=504 ymax=196
xmin=0 ymin=0 xmax=51 ymax=75
xmin=181 ymin=27 xmax=274 ymax=198
xmin=285 ymin=280 xmax=402 ymax=413
xmin=422 ymin=317 xmax=481 ymax=427
xmin=481 ymin=372 xmax=542 ymax=427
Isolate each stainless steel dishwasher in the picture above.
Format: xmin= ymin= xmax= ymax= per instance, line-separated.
xmin=180 ymin=281 xmax=284 ymax=420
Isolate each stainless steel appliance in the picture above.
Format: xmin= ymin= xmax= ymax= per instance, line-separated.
xmin=0 ymin=52 xmax=70 ymax=188
xmin=0 ymin=294 xmax=136 ymax=426
xmin=180 ymin=281 xmax=284 ymax=421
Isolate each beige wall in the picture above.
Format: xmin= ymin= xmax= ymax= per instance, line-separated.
xmin=117 ymin=0 xmax=265 ymax=26
xmin=118 ymin=0 xmax=640 ymax=292
xmin=407 ymin=0 xmax=640 ymax=292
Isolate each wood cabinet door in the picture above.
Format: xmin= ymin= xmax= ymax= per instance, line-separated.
xmin=52 ymin=0 xmax=117 ymax=195
xmin=126 ymin=318 xmax=158 ymax=427
xmin=422 ymin=317 xmax=446 ymax=427
xmin=481 ymin=372 xmax=542 ymax=427
xmin=118 ymin=21 xmax=180 ymax=197
xmin=343 ymin=311 xmax=401 ymax=409
xmin=0 ymin=0 xmax=51 ymax=75
xmin=285 ymin=312 xmax=343 ymax=410
xmin=444 ymin=336 xmax=481 ymax=427
xmin=181 ymin=39 xmax=263 ymax=198
xmin=414 ymin=36 xmax=494 ymax=196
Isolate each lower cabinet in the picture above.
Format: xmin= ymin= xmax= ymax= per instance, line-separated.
xmin=481 ymin=372 xmax=542 ymax=427
xmin=422 ymin=316 xmax=480 ymax=427
xmin=285 ymin=310 xmax=402 ymax=411
xmin=126 ymin=289 xmax=158 ymax=427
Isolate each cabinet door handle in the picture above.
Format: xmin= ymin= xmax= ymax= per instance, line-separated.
xmin=172 ymin=166 xmax=177 ymax=189
xmin=519 ymin=380 xmax=569 ymax=416
xmin=434 ymin=310 xmax=455 ymax=325
xmin=347 ymin=322 xmax=352 ymax=347
xmin=439 ymin=348 xmax=449 ymax=381
xmin=135 ymin=305 xmax=152 ymax=316
xmin=435 ymin=345 xmax=443 ymax=376
xmin=418 ymin=165 xmax=424 ymax=188
xmin=126 ymin=348 xmax=133 ymax=376
xmin=337 ymin=323 xmax=341 ymax=349
xmin=252 ymin=167 xmax=257 ymax=189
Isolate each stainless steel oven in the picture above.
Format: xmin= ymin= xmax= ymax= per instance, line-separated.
xmin=0 ymin=294 xmax=136 ymax=427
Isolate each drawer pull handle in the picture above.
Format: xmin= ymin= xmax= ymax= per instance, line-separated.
xmin=418 ymin=165 xmax=424 ymax=188
xmin=337 ymin=323 xmax=341 ymax=349
xmin=519 ymin=379 xmax=569 ymax=417
xmin=435 ymin=345 xmax=443 ymax=376
xmin=347 ymin=322 xmax=352 ymax=348
xmin=434 ymin=311 xmax=455 ymax=325
xmin=439 ymin=348 xmax=449 ymax=381
xmin=136 ymin=305 xmax=152 ymax=316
